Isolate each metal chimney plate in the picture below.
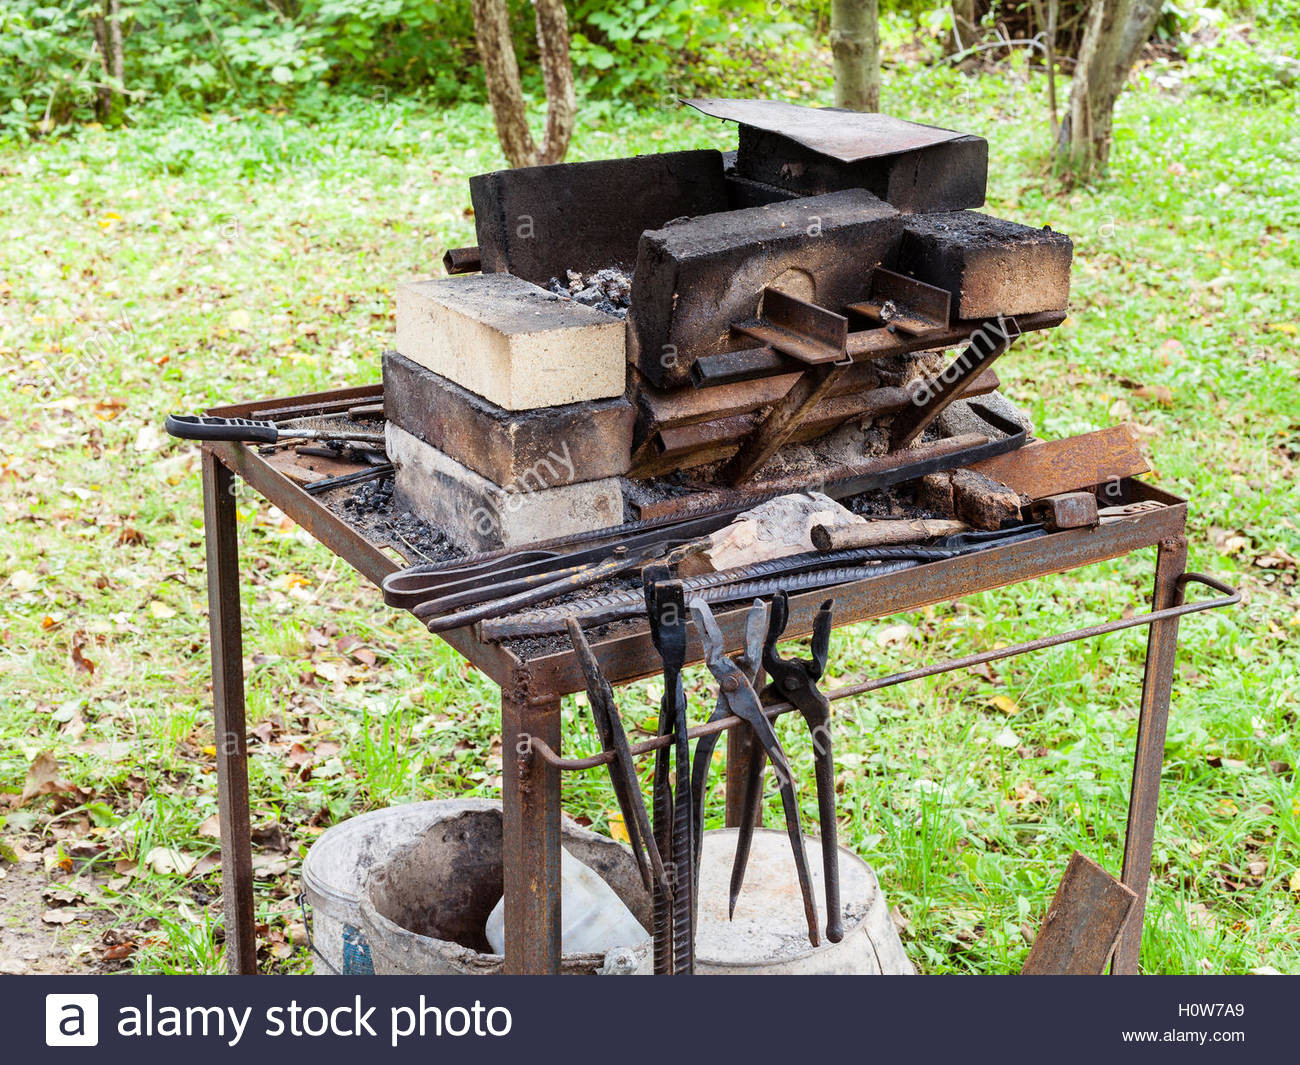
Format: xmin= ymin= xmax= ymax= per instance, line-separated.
xmin=683 ymin=98 xmax=967 ymax=162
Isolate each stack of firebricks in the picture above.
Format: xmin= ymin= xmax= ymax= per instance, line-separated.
xmin=382 ymin=99 xmax=1075 ymax=555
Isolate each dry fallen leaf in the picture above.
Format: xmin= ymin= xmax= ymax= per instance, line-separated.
xmin=1134 ymin=384 xmax=1174 ymax=406
xmin=192 ymin=854 xmax=221 ymax=877
xmin=875 ymin=623 xmax=915 ymax=647
xmin=71 ymin=642 xmax=95 ymax=675
xmin=9 ymin=569 xmax=38 ymax=593
xmin=607 ymin=811 xmax=630 ymax=845
xmin=251 ymin=854 xmax=290 ymax=877
xmin=144 ymin=846 xmax=197 ymax=877
xmin=988 ymin=694 xmax=1020 ymax=715
xmin=20 ymin=750 xmax=66 ymax=804
xmin=42 ymin=909 xmax=82 ymax=925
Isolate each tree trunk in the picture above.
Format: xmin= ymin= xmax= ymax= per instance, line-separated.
xmin=830 ymin=0 xmax=881 ymax=111
xmin=92 ymin=0 xmax=126 ymax=125
xmin=1054 ymin=0 xmax=1163 ymax=179
xmin=531 ymin=0 xmax=575 ymax=165
xmin=470 ymin=0 xmax=575 ymax=168
xmin=947 ymin=0 xmax=979 ymax=58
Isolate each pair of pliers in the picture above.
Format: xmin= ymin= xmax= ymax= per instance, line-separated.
xmin=644 ymin=566 xmax=694 ymax=975
xmin=565 ymin=619 xmax=668 ymax=896
xmin=760 ymin=593 xmax=844 ymax=943
xmin=687 ymin=598 xmax=767 ymax=889
xmin=690 ymin=598 xmax=820 ymax=948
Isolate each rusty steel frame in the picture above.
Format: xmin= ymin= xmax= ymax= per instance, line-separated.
xmin=197 ymin=384 xmax=1225 ymax=977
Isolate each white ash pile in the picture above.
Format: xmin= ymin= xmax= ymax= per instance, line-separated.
xmin=547 ymin=267 xmax=633 ymax=319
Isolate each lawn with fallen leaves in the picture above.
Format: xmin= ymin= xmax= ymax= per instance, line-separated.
xmin=1 ymin=56 xmax=1297 ymax=974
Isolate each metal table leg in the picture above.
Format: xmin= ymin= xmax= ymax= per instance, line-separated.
xmin=1113 ymin=536 xmax=1189 ymax=974
xmin=202 ymin=450 xmax=258 ymax=975
xmin=503 ymin=686 xmax=563 ymax=974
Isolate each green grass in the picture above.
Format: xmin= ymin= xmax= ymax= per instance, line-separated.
xmin=1 ymin=52 xmax=1297 ymax=975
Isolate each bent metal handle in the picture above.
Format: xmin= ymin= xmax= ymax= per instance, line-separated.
xmin=166 ymin=414 xmax=281 ymax=443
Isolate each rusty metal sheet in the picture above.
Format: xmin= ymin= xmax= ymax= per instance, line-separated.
xmin=970 ymin=425 xmax=1150 ymax=500
xmin=1021 ymin=853 xmax=1137 ymax=975
xmin=684 ymin=98 xmax=965 ymax=162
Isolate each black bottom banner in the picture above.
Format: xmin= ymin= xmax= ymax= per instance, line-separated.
xmin=8 ymin=974 xmax=1293 ymax=1063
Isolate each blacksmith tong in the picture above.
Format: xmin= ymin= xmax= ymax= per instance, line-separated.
xmin=687 ymin=597 xmax=768 ymax=889
xmin=644 ymin=566 xmax=695 ymax=975
xmin=761 ymin=592 xmax=844 ymax=943
xmin=689 ymin=598 xmax=821 ymax=948
xmin=565 ymin=619 xmax=668 ymax=897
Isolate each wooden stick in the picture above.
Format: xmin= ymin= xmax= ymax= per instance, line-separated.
xmin=810 ymin=518 xmax=968 ymax=552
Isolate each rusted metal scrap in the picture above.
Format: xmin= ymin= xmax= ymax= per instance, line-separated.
xmin=969 ymin=425 xmax=1149 ymax=500
xmin=1021 ymin=852 xmax=1137 ymax=975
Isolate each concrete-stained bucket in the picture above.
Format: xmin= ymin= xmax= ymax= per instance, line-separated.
xmin=684 ymin=828 xmax=914 ymax=975
xmin=358 ymin=799 xmax=652 ymax=975
xmin=300 ymin=800 xmax=471 ymax=974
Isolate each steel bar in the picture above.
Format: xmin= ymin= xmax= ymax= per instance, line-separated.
xmin=690 ymin=309 xmax=1065 ymax=388
xmin=443 ymin=246 xmax=482 ymax=274
xmin=302 ymin=463 xmax=393 ymax=496
xmin=525 ymin=573 xmax=1237 ymax=771
xmin=201 ymin=450 xmax=257 ymax=975
xmin=723 ymin=362 xmax=848 ymax=484
xmin=1113 ymin=536 xmax=1189 ymax=975
xmin=889 ymin=316 xmax=1021 ymax=449
xmin=504 ymin=690 xmax=562 ymax=974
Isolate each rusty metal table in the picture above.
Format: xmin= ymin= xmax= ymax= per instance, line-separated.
xmin=198 ymin=384 xmax=1232 ymax=975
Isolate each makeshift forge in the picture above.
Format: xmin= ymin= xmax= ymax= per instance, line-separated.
xmin=384 ymin=99 xmax=1073 ymax=552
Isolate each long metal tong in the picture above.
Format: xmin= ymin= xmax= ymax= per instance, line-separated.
xmin=760 ymin=593 xmax=843 ymax=942
xmin=644 ymin=567 xmax=694 ymax=975
xmin=690 ymin=598 xmax=820 ymax=947
xmin=565 ymin=619 xmax=668 ymax=896
xmin=686 ymin=597 xmax=768 ymax=890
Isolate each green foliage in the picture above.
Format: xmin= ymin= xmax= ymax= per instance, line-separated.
xmin=568 ymin=0 xmax=813 ymax=100
xmin=0 ymin=3 xmax=99 ymax=137
xmin=0 ymin=0 xmax=831 ymax=139
xmin=1183 ymin=35 xmax=1300 ymax=101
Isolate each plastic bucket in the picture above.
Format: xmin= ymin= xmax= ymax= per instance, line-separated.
xmin=358 ymin=801 xmax=651 ymax=975
xmin=300 ymin=800 xmax=483 ymax=975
